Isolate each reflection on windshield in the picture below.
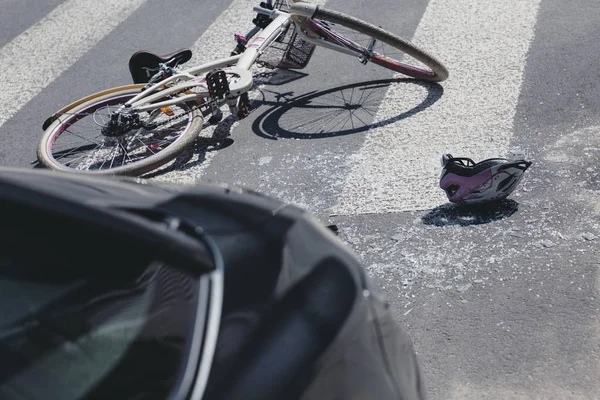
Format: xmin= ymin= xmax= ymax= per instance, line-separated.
xmin=0 ymin=259 xmax=200 ymax=400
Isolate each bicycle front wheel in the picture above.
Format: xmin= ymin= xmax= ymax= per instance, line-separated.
xmin=304 ymin=8 xmax=448 ymax=82
xmin=37 ymin=86 xmax=204 ymax=176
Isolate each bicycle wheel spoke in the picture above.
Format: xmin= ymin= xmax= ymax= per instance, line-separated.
xmin=107 ymin=144 xmax=122 ymax=170
xmin=43 ymin=91 xmax=197 ymax=173
xmin=53 ymin=143 xmax=102 ymax=161
xmin=96 ymin=110 xmax=109 ymax=125
xmin=65 ymin=144 xmax=107 ymax=167
xmin=61 ymin=128 xmax=104 ymax=146
xmin=137 ymin=138 xmax=155 ymax=155
xmin=119 ymin=142 xmax=133 ymax=166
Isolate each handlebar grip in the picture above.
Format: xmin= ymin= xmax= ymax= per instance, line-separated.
xmin=253 ymin=6 xmax=276 ymax=16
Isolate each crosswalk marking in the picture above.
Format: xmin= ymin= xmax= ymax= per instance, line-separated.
xmin=0 ymin=0 xmax=542 ymax=217
xmin=153 ymin=0 xmax=328 ymax=184
xmin=0 ymin=0 xmax=148 ymax=130
xmin=188 ymin=0 xmax=327 ymax=67
xmin=150 ymin=0 xmax=261 ymax=183
xmin=333 ymin=0 xmax=542 ymax=215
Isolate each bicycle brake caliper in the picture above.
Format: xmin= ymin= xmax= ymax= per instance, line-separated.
xmin=359 ymin=36 xmax=377 ymax=65
xmin=206 ymin=69 xmax=230 ymax=99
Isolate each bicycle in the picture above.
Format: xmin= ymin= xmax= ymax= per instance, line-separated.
xmin=37 ymin=0 xmax=449 ymax=176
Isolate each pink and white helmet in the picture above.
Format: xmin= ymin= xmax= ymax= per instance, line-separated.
xmin=439 ymin=154 xmax=532 ymax=204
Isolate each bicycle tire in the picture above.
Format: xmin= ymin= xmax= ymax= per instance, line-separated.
xmin=37 ymin=86 xmax=204 ymax=177
xmin=309 ymin=7 xmax=448 ymax=82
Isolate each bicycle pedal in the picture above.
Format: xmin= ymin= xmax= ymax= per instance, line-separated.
xmin=206 ymin=69 xmax=230 ymax=99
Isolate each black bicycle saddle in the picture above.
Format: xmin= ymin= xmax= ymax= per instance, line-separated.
xmin=128 ymin=49 xmax=193 ymax=84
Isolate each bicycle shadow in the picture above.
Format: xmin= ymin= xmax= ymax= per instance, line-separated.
xmin=145 ymin=75 xmax=442 ymax=178
xmin=142 ymin=69 xmax=311 ymax=179
xmin=253 ymin=68 xmax=310 ymax=87
xmin=142 ymin=116 xmax=236 ymax=179
xmin=421 ymin=199 xmax=520 ymax=227
xmin=251 ymin=78 xmax=443 ymax=140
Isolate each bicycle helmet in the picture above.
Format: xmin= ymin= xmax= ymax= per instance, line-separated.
xmin=439 ymin=154 xmax=532 ymax=204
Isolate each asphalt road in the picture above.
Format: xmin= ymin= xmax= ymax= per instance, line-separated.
xmin=1 ymin=0 xmax=599 ymax=399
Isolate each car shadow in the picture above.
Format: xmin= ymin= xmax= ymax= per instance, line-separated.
xmin=421 ymin=199 xmax=520 ymax=227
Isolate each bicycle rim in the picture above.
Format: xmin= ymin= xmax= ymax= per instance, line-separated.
xmin=38 ymin=88 xmax=203 ymax=176
xmin=306 ymin=8 xmax=448 ymax=82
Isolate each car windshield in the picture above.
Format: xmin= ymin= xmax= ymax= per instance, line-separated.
xmin=0 ymin=254 xmax=201 ymax=400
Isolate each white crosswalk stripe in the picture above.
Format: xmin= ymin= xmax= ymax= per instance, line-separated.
xmin=332 ymin=0 xmax=542 ymax=215
xmin=0 ymin=0 xmax=540 ymax=217
xmin=3 ymin=4 xmax=597 ymax=399
xmin=0 ymin=0 xmax=148 ymax=130
xmin=149 ymin=0 xmax=267 ymax=183
xmin=152 ymin=0 xmax=328 ymax=184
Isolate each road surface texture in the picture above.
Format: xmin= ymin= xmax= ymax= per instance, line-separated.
xmin=1 ymin=0 xmax=598 ymax=398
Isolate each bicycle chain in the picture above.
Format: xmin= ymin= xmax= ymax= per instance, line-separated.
xmin=132 ymin=79 xmax=233 ymax=130
xmin=139 ymin=68 xmax=239 ymax=129
xmin=146 ymin=106 xmax=195 ymax=129
xmin=139 ymin=91 xmax=204 ymax=130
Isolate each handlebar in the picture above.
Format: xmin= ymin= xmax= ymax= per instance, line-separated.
xmin=253 ymin=6 xmax=276 ymax=16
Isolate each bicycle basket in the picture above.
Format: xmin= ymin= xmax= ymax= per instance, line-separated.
xmin=257 ymin=0 xmax=316 ymax=69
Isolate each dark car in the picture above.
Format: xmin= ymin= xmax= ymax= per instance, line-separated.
xmin=0 ymin=167 xmax=428 ymax=400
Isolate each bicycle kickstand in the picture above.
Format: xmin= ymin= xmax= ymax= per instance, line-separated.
xmin=226 ymin=92 xmax=251 ymax=120
xmin=237 ymin=93 xmax=251 ymax=119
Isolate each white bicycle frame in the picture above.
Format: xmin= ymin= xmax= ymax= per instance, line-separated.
xmin=120 ymin=1 xmax=366 ymax=118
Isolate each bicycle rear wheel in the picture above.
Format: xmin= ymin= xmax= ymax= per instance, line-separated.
xmin=304 ymin=7 xmax=448 ymax=82
xmin=37 ymin=87 xmax=204 ymax=176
